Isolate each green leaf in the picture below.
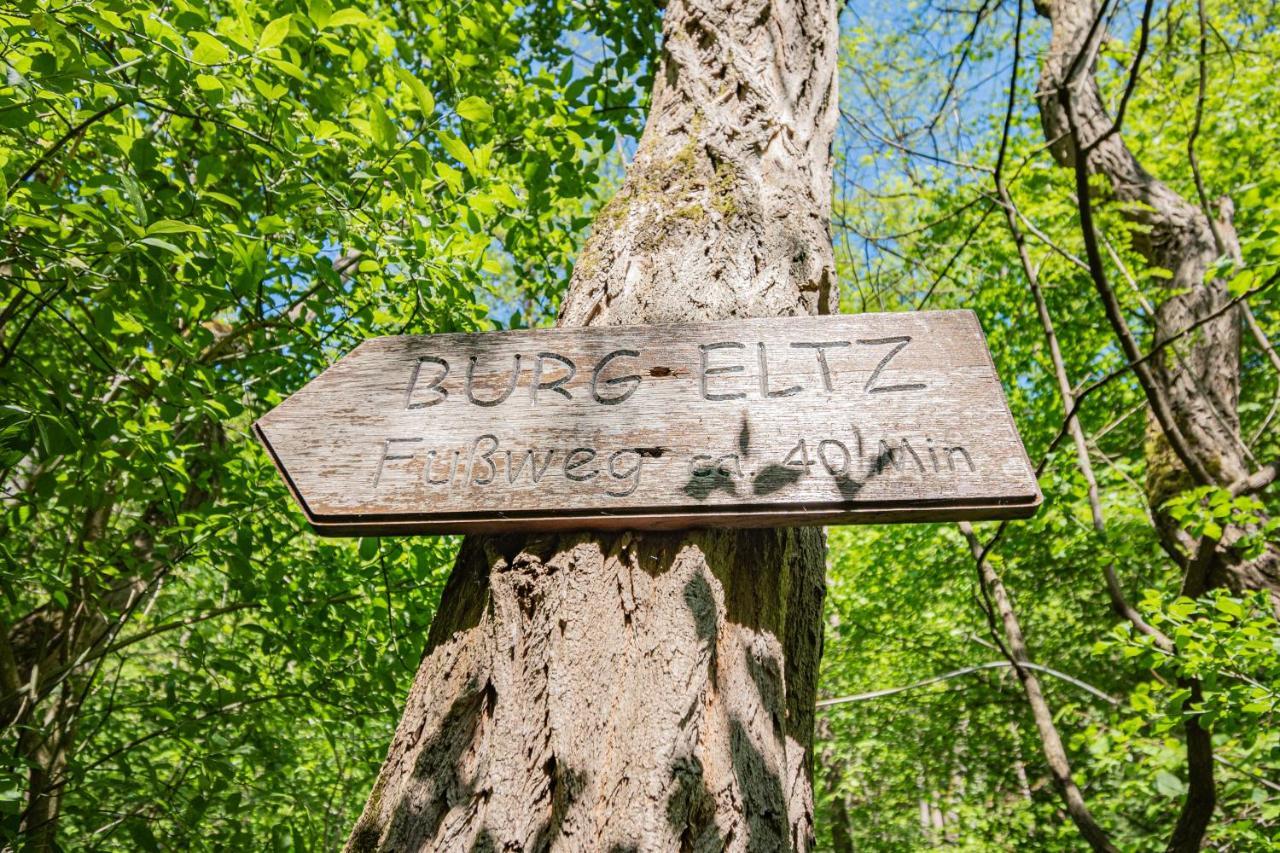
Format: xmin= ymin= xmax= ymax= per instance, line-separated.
xmin=189 ymin=32 xmax=231 ymax=65
xmin=308 ymin=0 xmax=333 ymax=27
xmin=438 ymin=133 xmax=475 ymax=171
xmin=456 ymin=96 xmax=492 ymax=123
xmin=492 ymin=183 xmax=519 ymax=208
xmin=1228 ymin=268 xmax=1257 ymax=297
xmin=139 ymin=236 xmax=182 ymax=254
xmin=269 ymin=58 xmax=307 ymax=82
xmin=113 ymin=312 xmax=144 ymax=334
xmin=258 ymin=14 xmax=293 ymax=50
xmin=1155 ymin=771 xmax=1186 ymax=798
xmin=395 ymin=67 xmax=435 ymax=116
xmin=253 ymin=77 xmax=288 ymax=101
xmin=203 ymin=191 xmax=241 ymax=210
xmin=367 ymin=98 xmax=396 ymax=148
xmin=1214 ymin=597 xmax=1245 ymax=619
xmin=121 ymin=172 xmax=148 ymax=227
xmin=146 ymin=219 xmax=205 ymax=236
xmin=325 ymin=8 xmax=369 ymax=28
xmin=434 ymin=161 xmax=464 ymax=194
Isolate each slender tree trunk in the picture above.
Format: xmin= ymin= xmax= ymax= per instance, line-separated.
xmin=960 ymin=522 xmax=1119 ymax=853
xmin=345 ymin=0 xmax=838 ymax=849
xmin=16 ymin=686 xmax=77 ymax=850
xmin=815 ymin=719 xmax=854 ymax=853
xmin=4 ymin=421 xmax=220 ymax=849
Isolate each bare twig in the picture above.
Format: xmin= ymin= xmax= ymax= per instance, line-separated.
xmin=816 ymin=660 xmax=1120 ymax=708
xmin=995 ymin=181 xmax=1172 ymax=649
xmin=1243 ymin=302 xmax=1280 ymax=378
xmin=1187 ymin=0 xmax=1226 ymax=256
xmin=1082 ymin=0 xmax=1156 ymax=155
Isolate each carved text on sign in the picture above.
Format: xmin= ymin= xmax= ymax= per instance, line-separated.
xmin=255 ymin=311 xmax=1040 ymax=535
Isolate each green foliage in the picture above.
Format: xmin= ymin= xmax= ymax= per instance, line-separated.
xmin=1110 ymin=591 xmax=1279 ymax=732
xmin=1 ymin=0 xmax=1277 ymax=849
xmin=1164 ymin=487 xmax=1278 ymax=558
xmin=1091 ymin=591 xmax=1280 ymax=848
xmin=0 ymin=0 xmax=655 ymax=847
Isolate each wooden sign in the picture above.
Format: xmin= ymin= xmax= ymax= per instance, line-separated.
xmin=255 ymin=311 xmax=1041 ymax=536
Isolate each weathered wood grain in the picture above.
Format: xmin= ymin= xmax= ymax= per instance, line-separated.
xmin=255 ymin=310 xmax=1040 ymax=535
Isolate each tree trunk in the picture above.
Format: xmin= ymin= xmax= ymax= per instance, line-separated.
xmin=960 ymin=522 xmax=1118 ymax=852
xmin=1033 ymin=0 xmax=1279 ymax=600
xmin=815 ymin=719 xmax=854 ymax=853
xmin=16 ymin=688 xmax=77 ymax=851
xmin=345 ymin=0 xmax=839 ymax=849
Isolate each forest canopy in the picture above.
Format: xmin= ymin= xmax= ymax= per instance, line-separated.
xmin=1 ymin=0 xmax=1277 ymax=849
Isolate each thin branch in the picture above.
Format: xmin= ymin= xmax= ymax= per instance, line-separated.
xmin=1049 ymin=272 xmax=1277 ymax=465
xmin=816 ymin=660 xmax=1120 ymax=708
xmin=44 ymin=690 xmax=309 ymax=795
xmin=991 ymin=7 xmax=1168 ymax=646
xmin=1230 ymin=460 xmax=1278 ymax=497
xmin=95 ymin=602 xmax=256 ymax=659
xmin=1186 ymin=0 xmax=1226 ymax=256
xmin=1101 ymin=231 xmax=1155 ymax=315
xmin=995 ymin=179 xmax=1172 ymax=649
xmin=965 ymin=271 xmax=1276 ymax=585
xmin=1060 ymin=83 xmax=1213 ymax=486
xmin=924 ymin=0 xmax=998 ymax=135
xmin=997 ymin=191 xmax=1090 ymax=272
xmin=1213 ymin=754 xmax=1280 ymax=795
xmin=1083 ymin=0 xmax=1156 ymax=155
xmin=8 ymin=101 xmax=126 ymax=194
xmin=992 ymin=0 xmax=1025 ymax=183
xmin=840 ymin=108 xmax=991 ymax=173
xmin=914 ymin=201 xmax=998 ymax=310
xmin=1243 ymin=301 xmax=1280 ymax=376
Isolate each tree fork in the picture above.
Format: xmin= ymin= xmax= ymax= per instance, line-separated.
xmin=345 ymin=0 xmax=839 ymax=849
xmin=1033 ymin=0 xmax=1280 ymax=601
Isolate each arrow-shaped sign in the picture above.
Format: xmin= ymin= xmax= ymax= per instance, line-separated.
xmin=255 ymin=311 xmax=1041 ymax=536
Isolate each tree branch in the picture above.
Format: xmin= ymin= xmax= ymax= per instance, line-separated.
xmin=1186 ymin=0 xmax=1227 ymax=256
xmin=1059 ymin=84 xmax=1214 ymax=486
xmin=1082 ymin=0 xmax=1156 ymax=156
xmin=816 ymin=660 xmax=1120 ymax=708
xmin=995 ymin=179 xmax=1173 ymax=648
xmin=9 ymin=101 xmax=126 ymax=195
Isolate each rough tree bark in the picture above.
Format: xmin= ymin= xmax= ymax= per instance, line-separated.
xmin=345 ymin=0 xmax=838 ymax=850
xmin=1033 ymin=0 xmax=1280 ymax=601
